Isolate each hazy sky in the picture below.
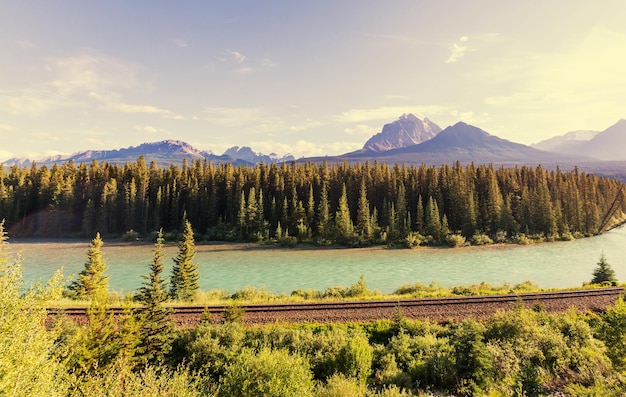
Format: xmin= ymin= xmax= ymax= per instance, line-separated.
xmin=2 ymin=1 xmax=625 ymax=161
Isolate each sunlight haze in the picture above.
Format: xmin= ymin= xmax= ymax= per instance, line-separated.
xmin=1 ymin=1 xmax=625 ymax=161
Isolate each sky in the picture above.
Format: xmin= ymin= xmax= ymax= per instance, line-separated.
xmin=1 ymin=1 xmax=626 ymax=162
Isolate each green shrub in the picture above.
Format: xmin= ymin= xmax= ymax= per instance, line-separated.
xmin=0 ymin=255 xmax=69 ymax=396
xmin=404 ymin=232 xmax=424 ymax=249
xmin=122 ymin=229 xmax=140 ymax=241
xmin=219 ymin=347 xmax=314 ymax=397
xmin=68 ymin=357 xmax=206 ymax=397
xmin=230 ymin=285 xmax=276 ymax=301
xmin=446 ymin=233 xmax=467 ymax=247
xmin=291 ymin=289 xmax=323 ymax=299
xmin=336 ymin=333 xmax=374 ymax=384
xmin=471 ymin=233 xmax=493 ymax=246
xmin=316 ymin=373 xmax=366 ymax=397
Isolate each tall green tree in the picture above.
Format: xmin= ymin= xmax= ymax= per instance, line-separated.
xmin=355 ymin=179 xmax=372 ymax=241
xmin=334 ymin=184 xmax=354 ymax=244
xmin=591 ymin=253 xmax=617 ymax=284
xmin=169 ymin=221 xmax=200 ymax=301
xmin=137 ymin=229 xmax=175 ymax=364
xmin=67 ymin=233 xmax=109 ymax=299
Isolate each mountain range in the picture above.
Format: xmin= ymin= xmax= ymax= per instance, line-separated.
xmin=3 ymin=115 xmax=626 ymax=180
xmin=3 ymin=141 xmax=295 ymax=168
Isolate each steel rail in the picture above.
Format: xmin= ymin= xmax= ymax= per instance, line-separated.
xmin=47 ymin=287 xmax=624 ymax=317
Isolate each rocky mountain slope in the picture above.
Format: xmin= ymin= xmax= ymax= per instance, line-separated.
xmin=361 ymin=113 xmax=442 ymax=152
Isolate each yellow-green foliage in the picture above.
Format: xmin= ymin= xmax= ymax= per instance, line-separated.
xmin=218 ymin=347 xmax=314 ymax=397
xmin=67 ymin=357 xmax=207 ymax=397
xmin=0 ymin=223 xmax=68 ymax=396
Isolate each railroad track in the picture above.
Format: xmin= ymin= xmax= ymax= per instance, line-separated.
xmin=48 ymin=287 xmax=624 ymax=326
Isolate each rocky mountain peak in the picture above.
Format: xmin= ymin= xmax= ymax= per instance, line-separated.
xmin=363 ymin=113 xmax=442 ymax=152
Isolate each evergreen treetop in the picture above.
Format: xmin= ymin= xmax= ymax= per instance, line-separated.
xmin=169 ymin=221 xmax=199 ymax=301
xmin=591 ymin=253 xmax=617 ymax=285
xmin=67 ymin=233 xmax=109 ymax=300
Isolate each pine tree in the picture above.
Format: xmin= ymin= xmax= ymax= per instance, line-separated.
xmin=169 ymin=221 xmax=200 ymax=301
xmin=137 ymin=229 xmax=175 ymax=364
xmin=355 ymin=179 xmax=372 ymax=241
xmin=316 ymin=181 xmax=331 ymax=239
xmin=334 ymin=184 xmax=354 ymax=244
xmin=591 ymin=253 xmax=617 ymax=285
xmin=67 ymin=233 xmax=109 ymax=300
xmin=415 ymin=195 xmax=425 ymax=234
xmin=425 ymin=196 xmax=441 ymax=242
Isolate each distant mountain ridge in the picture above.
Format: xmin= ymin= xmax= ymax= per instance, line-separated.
xmin=2 ymin=140 xmax=294 ymax=167
xmin=532 ymin=119 xmax=626 ymax=161
xmin=532 ymin=130 xmax=599 ymax=152
xmin=307 ymin=121 xmax=594 ymax=166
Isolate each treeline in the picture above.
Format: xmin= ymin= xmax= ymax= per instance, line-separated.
xmin=1 ymin=158 xmax=625 ymax=246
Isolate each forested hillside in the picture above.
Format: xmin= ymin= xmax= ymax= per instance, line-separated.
xmin=1 ymin=158 xmax=625 ymax=246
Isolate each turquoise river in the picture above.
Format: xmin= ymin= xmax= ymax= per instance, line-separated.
xmin=8 ymin=225 xmax=626 ymax=295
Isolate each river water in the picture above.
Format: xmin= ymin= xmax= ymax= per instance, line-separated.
xmin=7 ymin=226 xmax=626 ymax=295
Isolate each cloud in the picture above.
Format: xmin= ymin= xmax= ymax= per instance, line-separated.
xmin=0 ymin=52 xmax=142 ymax=115
xmin=225 ymin=50 xmax=247 ymax=63
xmin=445 ymin=36 xmax=473 ymax=63
xmin=172 ymin=39 xmax=189 ymax=48
xmin=344 ymin=124 xmax=377 ymax=137
xmin=88 ymin=91 xmax=185 ymax=120
xmin=134 ymin=124 xmax=173 ymax=136
xmin=0 ymin=150 xmax=15 ymax=162
xmin=261 ymin=58 xmax=278 ymax=68
xmin=247 ymin=140 xmax=362 ymax=158
xmin=288 ymin=119 xmax=323 ymax=131
xmin=217 ymin=50 xmax=277 ymax=74
xmin=335 ymin=106 xmax=450 ymax=123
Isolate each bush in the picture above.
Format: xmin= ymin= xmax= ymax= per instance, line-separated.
xmin=446 ymin=234 xmax=467 ymax=247
xmin=230 ymin=286 xmax=276 ymax=302
xmin=68 ymin=357 xmax=205 ymax=397
xmin=316 ymin=373 xmax=366 ymax=397
xmin=291 ymin=289 xmax=323 ymax=300
xmin=404 ymin=232 xmax=424 ymax=249
xmin=335 ymin=333 xmax=374 ymax=384
xmin=121 ymin=229 xmax=139 ymax=241
xmin=471 ymin=233 xmax=493 ymax=246
xmin=219 ymin=347 xmax=314 ymax=397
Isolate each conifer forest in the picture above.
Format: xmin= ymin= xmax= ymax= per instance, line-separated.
xmin=1 ymin=158 xmax=625 ymax=246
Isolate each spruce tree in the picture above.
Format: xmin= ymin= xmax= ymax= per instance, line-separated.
xmin=67 ymin=233 xmax=109 ymax=299
xmin=137 ymin=229 xmax=175 ymax=364
xmin=591 ymin=253 xmax=617 ymax=285
xmin=355 ymin=179 xmax=372 ymax=241
xmin=169 ymin=221 xmax=200 ymax=301
xmin=334 ymin=184 xmax=354 ymax=244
